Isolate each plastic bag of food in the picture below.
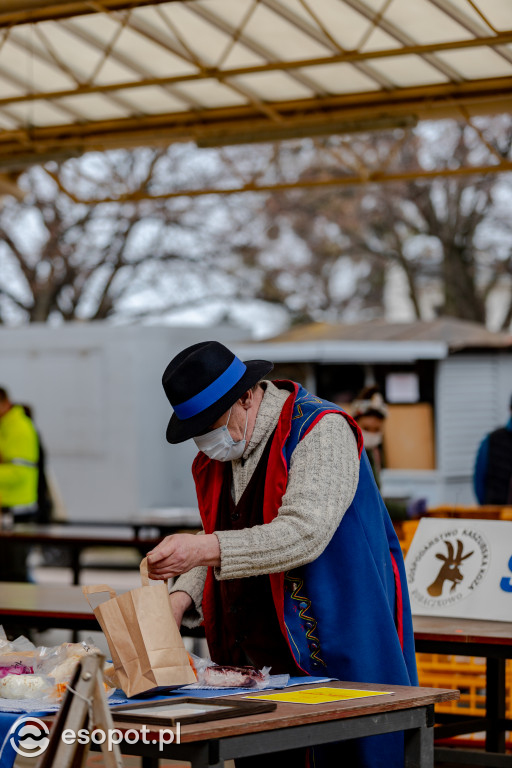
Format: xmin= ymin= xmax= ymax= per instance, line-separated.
xmin=45 ymin=639 xmax=101 ymax=682
xmin=0 ymin=649 xmax=38 ymax=678
xmin=46 ymin=639 xmax=116 ymax=700
xmin=0 ymin=628 xmax=34 ymax=654
xmin=0 ymin=661 xmax=34 ymax=678
xmin=186 ymin=654 xmax=278 ymax=689
xmin=0 ymin=628 xmax=115 ymax=701
xmin=0 ymin=627 xmax=63 ymax=677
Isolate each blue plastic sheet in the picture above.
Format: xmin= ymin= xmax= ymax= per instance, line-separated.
xmin=0 ymin=676 xmax=333 ymax=768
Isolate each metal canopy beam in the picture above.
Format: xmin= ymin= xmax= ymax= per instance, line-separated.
xmin=0 ymin=32 xmax=512 ymax=110
xmin=0 ymin=0 xmax=184 ymax=28
xmin=49 ymin=160 xmax=512 ymax=205
xmin=0 ymin=76 xmax=510 ymax=159
xmin=1 ymin=0 xmax=512 ymax=186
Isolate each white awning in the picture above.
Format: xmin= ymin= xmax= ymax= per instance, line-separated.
xmin=0 ymin=0 xmax=511 ymax=169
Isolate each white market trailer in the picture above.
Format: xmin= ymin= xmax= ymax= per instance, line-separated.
xmin=0 ymin=323 xmax=244 ymax=522
xmin=2 ymin=319 xmax=511 ymax=519
xmin=236 ymin=319 xmax=512 ymax=507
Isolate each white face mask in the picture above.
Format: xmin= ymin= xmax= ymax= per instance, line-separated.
xmin=193 ymin=407 xmax=248 ymax=461
xmin=362 ymin=430 xmax=382 ymax=449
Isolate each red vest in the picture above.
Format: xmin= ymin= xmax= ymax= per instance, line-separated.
xmin=192 ymin=380 xmax=361 ymax=666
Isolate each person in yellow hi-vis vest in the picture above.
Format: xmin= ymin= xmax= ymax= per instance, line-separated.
xmin=0 ymin=386 xmax=39 ymax=584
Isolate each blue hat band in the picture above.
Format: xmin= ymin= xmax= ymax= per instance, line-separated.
xmin=173 ymin=357 xmax=247 ymax=420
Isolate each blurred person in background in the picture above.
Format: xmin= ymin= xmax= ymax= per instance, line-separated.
xmin=0 ymin=386 xmax=39 ymax=585
xmin=21 ymin=404 xmax=53 ymax=524
xmin=353 ymin=386 xmax=426 ymax=521
xmin=474 ymin=394 xmax=512 ymax=505
xmin=0 ymin=387 xmax=39 ymax=525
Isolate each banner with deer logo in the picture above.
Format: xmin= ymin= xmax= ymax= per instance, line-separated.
xmin=405 ymin=518 xmax=512 ymax=621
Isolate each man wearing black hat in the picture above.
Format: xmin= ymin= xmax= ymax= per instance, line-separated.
xmin=148 ymin=341 xmax=417 ymax=768
xmin=474 ymin=394 xmax=512 ymax=505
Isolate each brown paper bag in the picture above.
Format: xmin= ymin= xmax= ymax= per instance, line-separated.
xmin=82 ymin=557 xmax=196 ymax=697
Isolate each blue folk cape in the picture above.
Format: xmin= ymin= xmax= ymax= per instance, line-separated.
xmin=193 ymin=381 xmax=418 ymax=768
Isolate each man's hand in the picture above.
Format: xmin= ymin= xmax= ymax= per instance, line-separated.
xmin=169 ymin=590 xmax=193 ymax=627
xmin=147 ymin=533 xmax=220 ymax=580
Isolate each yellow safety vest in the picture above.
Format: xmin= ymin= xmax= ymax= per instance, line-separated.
xmin=0 ymin=405 xmax=39 ymax=508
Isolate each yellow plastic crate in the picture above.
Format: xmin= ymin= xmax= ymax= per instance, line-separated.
xmin=416 ymin=656 xmax=512 ymax=716
xmin=394 ymin=519 xmax=420 ymax=558
xmin=427 ymin=505 xmax=512 ymax=521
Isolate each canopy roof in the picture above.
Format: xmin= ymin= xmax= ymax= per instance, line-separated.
xmin=264 ymin=318 xmax=512 ymax=348
xmin=1 ymin=0 xmax=512 ymax=173
xmin=237 ymin=319 xmax=512 ymax=364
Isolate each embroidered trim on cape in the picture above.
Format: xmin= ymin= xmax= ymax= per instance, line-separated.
xmin=284 ymin=572 xmax=326 ymax=668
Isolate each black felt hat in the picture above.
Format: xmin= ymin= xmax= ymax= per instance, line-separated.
xmin=163 ymin=341 xmax=273 ymax=444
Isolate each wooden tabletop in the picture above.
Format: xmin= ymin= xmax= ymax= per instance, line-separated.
xmin=112 ymin=681 xmax=458 ymax=743
xmin=0 ymin=524 xmax=162 ymax=547
xmin=62 ymin=509 xmax=202 ymax=529
xmin=0 ymin=582 xmax=205 ymax=639
xmin=133 ymin=508 xmax=202 ymax=527
xmin=0 ymin=582 xmax=106 ymax=621
xmin=413 ymin=615 xmax=512 ymax=646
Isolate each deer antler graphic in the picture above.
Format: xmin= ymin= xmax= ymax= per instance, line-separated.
xmin=427 ymin=539 xmax=474 ymax=597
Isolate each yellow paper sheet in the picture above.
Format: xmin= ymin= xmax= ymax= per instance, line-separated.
xmin=245 ymin=686 xmax=393 ymax=705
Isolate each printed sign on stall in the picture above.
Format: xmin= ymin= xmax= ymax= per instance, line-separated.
xmin=405 ymin=518 xmax=512 ymax=621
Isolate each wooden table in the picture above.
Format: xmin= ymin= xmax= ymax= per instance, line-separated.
xmin=0 ymin=524 xmax=164 ymax=585
xmin=3 ymin=586 xmax=507 ymax=766
xmin=104 ymin=680 xmax=457 ymax=768
xmin=0 ymin=581 xmax=204 ymax=639
xmin=0 ymin=518 xmax=202 ymax=584
xmin=413 ymin=615 xmax=512 ymax=766
xmin=130 ymin=507 xmax=202 ymax=537
xmin=68 ymin=508 xmax=202 ymax=538
xmin=0 ymin=582 xmax=102 ymax=631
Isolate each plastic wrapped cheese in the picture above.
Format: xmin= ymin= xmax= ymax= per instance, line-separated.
xmin=0 ymin=674 xmax=53 ymax=699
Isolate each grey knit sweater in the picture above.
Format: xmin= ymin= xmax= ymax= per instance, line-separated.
xmin=170 ymin=381 xmax=360 ymax=627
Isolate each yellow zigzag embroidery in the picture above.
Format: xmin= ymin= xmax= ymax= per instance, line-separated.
xmin=285 ymin=573 xmax=326 ymax=668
